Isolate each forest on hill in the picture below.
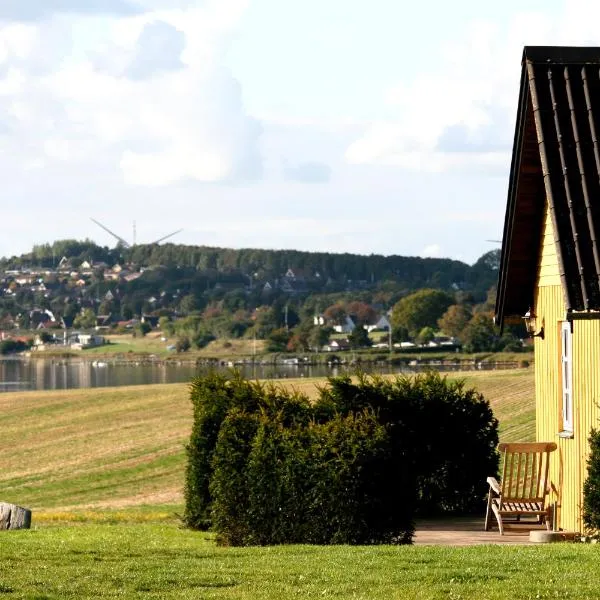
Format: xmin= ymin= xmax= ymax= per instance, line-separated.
xmin=2 ymin=239 xmax=499 ymax=297
xmin=0 ymin=240 xmax=510 ymax=354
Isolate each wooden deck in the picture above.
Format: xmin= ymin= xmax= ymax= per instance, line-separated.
xmin=414 ymin=516 xmax=546 ymax=545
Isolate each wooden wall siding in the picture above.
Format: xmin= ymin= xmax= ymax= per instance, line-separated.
xmin=534 ymin=278 xmax=600 ymax=532
xmin=571 ymin=319 xmax=600 ymax=532
xmin=538 ymin=206 xmax=561 ymax=287
xmin=534 ymin=285 xmax=564 ymax=525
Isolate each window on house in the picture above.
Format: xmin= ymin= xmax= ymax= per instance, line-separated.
xmin=561 ymin=321 xmax=573 ymax=435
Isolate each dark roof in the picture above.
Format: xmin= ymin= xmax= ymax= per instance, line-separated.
xmin=496 ymin=46 xmax=600 ymax=325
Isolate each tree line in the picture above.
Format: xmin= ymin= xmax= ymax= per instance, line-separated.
xmin=0 ymin=240 xmax=509 ymax=352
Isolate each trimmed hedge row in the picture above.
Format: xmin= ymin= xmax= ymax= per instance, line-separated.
xmin=184 ymin=371 xmax=499 ymax=545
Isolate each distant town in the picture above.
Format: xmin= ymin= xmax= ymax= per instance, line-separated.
xmin=0 ymin=240 xmax=523 ymax=357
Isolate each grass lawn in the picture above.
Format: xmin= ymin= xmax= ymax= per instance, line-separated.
xmin=78 ymin=333 xmax=267 ymax=359
xmin=1 ymin=522 xmax=599 ymax=599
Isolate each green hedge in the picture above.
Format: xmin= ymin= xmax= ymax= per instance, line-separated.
xmin=183 ymin=372 xmax=311 ymax=530
xmin=317 ymin=373 xmax=499 ymax=514
xmin=583 ymin=428 xmax=600 ymax=532
xmin=184 ymin=371 xmax=498 ymax=545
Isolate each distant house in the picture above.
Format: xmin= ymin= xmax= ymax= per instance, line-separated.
xmin=324 ymin=339 xmax=351 ymax=352
xmin=15 ymin=275 xmax=35 ymax=285
xmin=397 ymin=341 xmax=416 ymax=349
xmin=29 ymin=309 xmax=56 ymax=328
xmin=77 ymin=334 xmax=105 ymax=348
xmin=141 ymin=314 xmax=160 ymax=328
xmin=280 ymin=268 xmax=309 ymax=294
xmin=432 ymin=335 xmax=460 ymax=348
xmin=333 ymin=315 xmax=356 ymax=334
xmin=57 ymin=256 xmax=72 ymax=271
xmin=364 ymin=314 xmax=391 ymax=332
xmin=284 ymin=268 xmax=309 ymax=280
xmin=95 ymin=314 xmax=112 ymax=329
xmin=36 ymin=320 xmax=61 ymax=330
xmin=279 ymin=279 xmax=308 ymax=295
xmin=313 ymin=313 xmax=325 ymax=326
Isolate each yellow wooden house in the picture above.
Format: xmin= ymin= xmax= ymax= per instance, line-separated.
xmin=496 ymin=46 xmax=600 ymax=533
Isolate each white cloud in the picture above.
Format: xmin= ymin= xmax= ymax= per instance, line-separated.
xmin=345 ymin=3 xmax=600 ymax=174
xmin=0 ymin=0 xmax=261 ymax=186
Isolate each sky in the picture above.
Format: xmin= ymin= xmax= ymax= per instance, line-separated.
xmin=1 ymin=0 xmax=600 ymax=264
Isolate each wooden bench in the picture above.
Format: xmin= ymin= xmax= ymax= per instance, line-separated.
xmin=484 ymin=442 xmax=557 ymax=535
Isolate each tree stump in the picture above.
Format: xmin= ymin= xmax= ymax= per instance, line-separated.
xmin=0 ymin=503 xmax=32 ymax=530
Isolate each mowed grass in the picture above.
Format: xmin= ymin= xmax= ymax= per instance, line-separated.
xmin=1 ymin=523 xmax=600 ymax=599
xmin=457 ymin=369 xmax=535 ymax=442
xmin=80 ymin=333 xmax=268 ymax=358
xmin=0 ymin=369 xmax=534 ymax=515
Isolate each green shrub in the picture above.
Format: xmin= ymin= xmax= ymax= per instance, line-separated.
xmin=583 ymin=428 xmax=600 ymax=532
xmin=175 ymin=337 xmax=191 ymax=353
xmin=317 ymin=372 xmax=499 ymax=515
xmin=183 ymin=372 xmax=234 ymax=529
xmin=303 ymin=411 xmax=412 ymax=544
xmin=183 ymin=371 xmax=310 ymax=530
xmin=236 ymin=411 xmax=410 ymax=546
xmin=184 ymin=370 xmax=497 ymax=544
xmin=209 ymin=409 xmax=259 ymax=545
xmin=0 ymin=339 xmax=30 ymax=354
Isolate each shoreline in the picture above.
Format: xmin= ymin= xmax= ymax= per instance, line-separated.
xmin=2 ymin=349 xmax=533 ymax=371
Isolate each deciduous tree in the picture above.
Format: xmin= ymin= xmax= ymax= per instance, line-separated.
xmin=391 ymin=289 xmax=453 ymax=339
xmin=460 ymin=312 xmax=500 ymax=352
xmin=346 ymin=301 xmax=376 ymax=326
xmin=437 ymin=304 xmax=473 ymax=338
xmin=323 ymin=303 xmax=347 ymax=325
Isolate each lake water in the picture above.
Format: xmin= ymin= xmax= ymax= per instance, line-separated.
xmin=0 ymin=358 xmax=373 ymax=393
xmin=0 ymin=357 xmax=522 ymax=394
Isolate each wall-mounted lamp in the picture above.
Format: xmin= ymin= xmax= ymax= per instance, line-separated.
xmin=523 ymin=310 xmax=544 ymax=339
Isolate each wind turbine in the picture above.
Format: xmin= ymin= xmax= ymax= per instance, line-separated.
xmin=90 ymin=218 xmax=183 ymax=248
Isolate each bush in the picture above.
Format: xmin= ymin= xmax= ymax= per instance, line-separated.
xmin=210 ymin=409 xmax=259 ymax=545
xmin=183 ymin=372 xmax=310 ymax=530
xmin=136 ymin=322 xmax=152 ymax=337
xmin=183 ymin=372 xmax=264 ymax=529
xmin=236 ymin=411 xmax=409 ymax=545
xmin=0 ymin=339 xmax=30 ymax=355
xmin=175 ymin=336 xmax=191 ymax=353
xmin=184 ymin=371 xmax=498 ymax=545
xmin=315 ymin=372 xmax=499 ymax=515
xmin=193 ymin=331 xmax=216 ymax=349
xmin=583 ymin=428 xmax=600 ymax=532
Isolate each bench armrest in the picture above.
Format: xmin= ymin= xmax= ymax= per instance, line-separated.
xmin=487 ymin=476 xmax=501 ymax=495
